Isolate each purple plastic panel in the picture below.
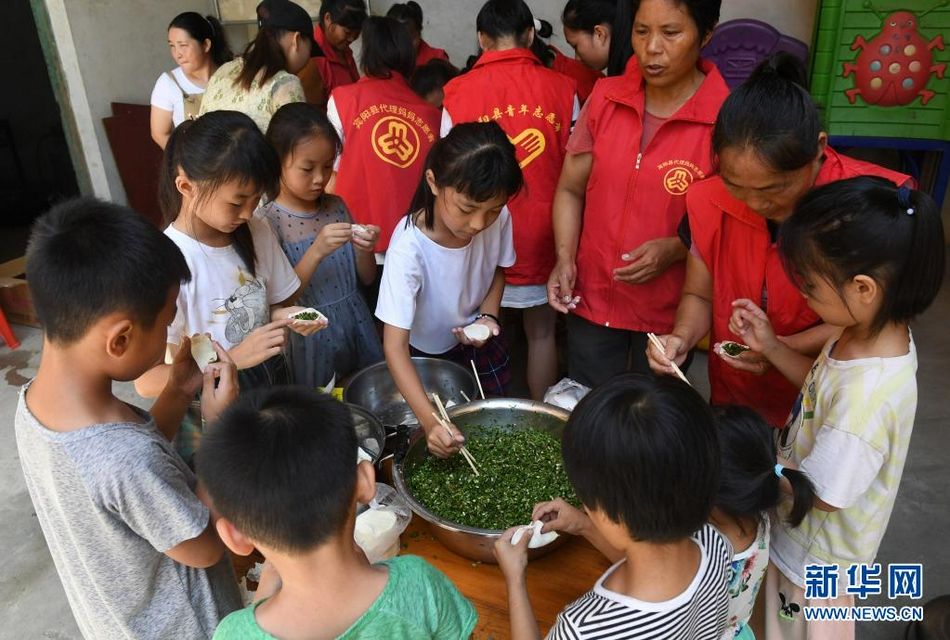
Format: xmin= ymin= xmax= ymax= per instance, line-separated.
xmin=702 ymin=18 xmax=810 ymax=89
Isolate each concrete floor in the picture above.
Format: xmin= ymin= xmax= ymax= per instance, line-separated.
xmin=2 ymin=281 xmax=948 ymax=639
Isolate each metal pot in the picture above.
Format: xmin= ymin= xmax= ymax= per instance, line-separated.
xmin=392 ymin=398 xmax=572 ymax=563
xmin=344 ymin=358 xmax=477 ymax=428
xmin=347 ymin=403 xmax=387 ymax=466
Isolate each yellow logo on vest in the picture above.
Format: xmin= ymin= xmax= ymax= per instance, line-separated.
xmin=508 ymin=128 xmax=546 ymax=169
xmin=663 ymin=167 xmax=694 ymax=195
xmin=372 ymin=117 xmax=421 ymax=168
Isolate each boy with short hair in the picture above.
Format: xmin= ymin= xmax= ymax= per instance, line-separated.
xmin=16 ymin=198 xmax=241 ymax=639
xmin=197 ymin=386 xmax=478 ymax=639
xmin=495 ymin=375 xmax=734 ymax=639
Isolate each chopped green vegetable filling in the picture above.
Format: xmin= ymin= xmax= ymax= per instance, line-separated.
xmin=407 ymin=428 xmax=579 ymax=530
xmin=721 ymin=342 xmax=751 ymax=357
xmin=291 ymin=311 xmax=322 ymax=321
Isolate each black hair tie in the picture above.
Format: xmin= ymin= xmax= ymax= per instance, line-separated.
xmin=897 ymin=184 xmax=915 ymax=216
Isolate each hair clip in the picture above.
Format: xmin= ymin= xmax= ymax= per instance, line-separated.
xmin=774 ymin=463 xmax=785 ymax=478
xmin=897 ymin=185 xmax=915 ymax=215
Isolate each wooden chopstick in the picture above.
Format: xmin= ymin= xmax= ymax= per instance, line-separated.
xmin=431 ymin=411 xmax=480 ymax=476
xmin=647 ymin=332 xmax=691 ymax=386
xmin=433 ymin=393 xmax=482 ymax=469
xmin=470 ymin=360 xmax=486 ymax=400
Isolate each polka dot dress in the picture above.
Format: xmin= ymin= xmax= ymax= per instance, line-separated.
xmin=259 ymin=197 xmax=383 ymax=387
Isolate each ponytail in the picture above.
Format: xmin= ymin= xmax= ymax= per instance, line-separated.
xmin=714 ymin=406 xmax=817 ymax=530
xmin=530 ymin=18 xmax=556 ymax=68
xmin=237 ymin=26 xmax=289 ymax=91
xmin=158 ymin=111 xmax=281 ymax=278
xmin=606 ymin=0 xmax=633 ymax=76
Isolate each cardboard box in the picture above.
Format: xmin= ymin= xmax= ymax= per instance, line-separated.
xmin=0 ymin=256 xmax=39 ymax=328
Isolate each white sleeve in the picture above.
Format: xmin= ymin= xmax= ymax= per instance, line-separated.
xmin=375 ymin=245 xmax=422 ymax=330
xmin=440 ymin=108 xmax=454 ymax=138
xmin=326 ymin=95 xmax=345 ymax=171
xmin=150 ymin=73 xmax=175 ymax=112
xmin=497 ymin=209 xmax=516 ymax=268
xmin=570 ymin=94 xmax=580 ymax=131
xmin=251 ymin=220 xmax=301 ymax=305
xmin=799 ymin=426 xmax=886 ymax=510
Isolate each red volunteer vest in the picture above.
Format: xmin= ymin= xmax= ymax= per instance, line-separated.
xmin=416 ymin=39 xmax=450 ymax=67
xmin=573 ymin=58 xmax=729 ymax=333
xmin=333 ymin=75 xmax=440 ymax=251
xmin=687 ymin=147 xmax=911 ymax=427
xmin=312 ymin=26 xmax=360 ymax=97
xmin=549 ymin=45 xmax=603 ymax=104
xmin=442 ymin=49 xmax=576 ymax=286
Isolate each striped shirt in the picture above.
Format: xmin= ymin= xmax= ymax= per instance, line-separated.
xmin=771 ymin=329 xmax=918 ymax=589
xmin=547 ymin=525 xmax=732 ymax=640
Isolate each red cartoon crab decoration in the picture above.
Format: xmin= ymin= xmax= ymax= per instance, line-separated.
xmin=842 ymin=10 xmax=947 ymax=106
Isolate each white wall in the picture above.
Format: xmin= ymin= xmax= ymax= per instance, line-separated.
xmin=46 ymin=0 xmax=212 ymax=204
xmin=366 ymin=0 xmax=818 ymax=67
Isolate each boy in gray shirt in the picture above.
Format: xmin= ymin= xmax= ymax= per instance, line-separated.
xmin=15 ymin=198 xmax=242 ymax=639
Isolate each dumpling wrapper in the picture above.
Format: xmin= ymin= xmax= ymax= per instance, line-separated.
xmin=510 ymin=520 xmax=559 ymax=549
xmin=718 ymin=341 xmax=752 ymax=359
xmin=190 ymin=333 xmax=217 ymax=369
xmin=352 ymin=224 xmax=368 ymax=236
xmin=289 ymin=307 xmax=327 ymax=324
xmin=462 ymin=323 xmax=492 ymax=342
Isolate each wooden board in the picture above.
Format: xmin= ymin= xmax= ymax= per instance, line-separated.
xmin=231 ymin=516 xmax=612 ymax=639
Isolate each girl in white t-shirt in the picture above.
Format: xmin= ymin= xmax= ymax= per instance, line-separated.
xmin=135 ymin=110 xmax=325 ymax=463
xmin=376 ymin=122 xmax=523 ymax=458
xmin=728 ymin=177 xmax=945 ymax=640
xmin=150 ymin=12 xmax=232 ymax=149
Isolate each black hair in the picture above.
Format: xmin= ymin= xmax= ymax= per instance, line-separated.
xmin=160 ymin=111 xmax=280 ymax=278
xmin=530 ymin=18 xmax=556 ymax=67
xmin=713 ymin=53 xmax=822 ymax=172
xmin=714 ymin=405 xmax=815 ymax=529
xmin=562 ymin=0 xmax=616 ymax=33
xmin=408 ymin=121 xmax=523 ymax=231
xmin=476 ymin=0 xmax=535 ymax=47
xmin=359 ymin=16 xmax=416 ymax=79
xmin=606 ymin=0 xmax=633 ymax=76
xmin=265 ymin=102 xmax=341 ymax=200
xmin=779 ymin=176 xmax=945 ymax=336
xmin=26 ymin=197 xmax=191 ymax=345
xmin=632 ymin=0 xmax=720 ymax=40
xmin=237 ymin=25 xmax=295 ymax=91
xmin=168 ymin=12 xmax=234 ymax=67
xmin=196 ymin=387 xmax=359 ymax=553
xmin=386 ymin=1 xmax=423 ymax=34
xmin=562 ymin=374 xmax=720 ymax=543
xmin=410 ymin=58 xmax=459 ymax=101
xmin=319 ymin=0 xmax=368 ymax=31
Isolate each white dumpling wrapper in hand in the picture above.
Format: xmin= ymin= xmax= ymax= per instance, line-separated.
xmin=352 ymin=223 xmax=368 ymax=235
xmin=190 ymin=333 xmax=217 ymax=369
xmin=462 ymin=323 xmax=492 ymax=342
xmin=510 ymin=520 xmax=559 ymax=548
xmin=289 ymin=307 xmax=327 ymax=324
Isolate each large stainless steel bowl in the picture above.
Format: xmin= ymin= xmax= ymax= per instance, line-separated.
xmin=347 ymin=403 xmax=386 ymax=466
xmin=392 ymin=398 xmax=572 ymax=563
xmin=344 ymin=358 xmax=477 ymax=427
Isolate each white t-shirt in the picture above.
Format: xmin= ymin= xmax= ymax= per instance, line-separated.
xmin=164 ymin=218 xmax=300 ymax=351
xmin=771 ymin=329 xmax=918 ymax=589
xmin=548 ymin=524 xmax=733 ymax=640
xmin=150 ymin=67 xmax=205 ymax=127
xmin=375 ymin=210 xmax=516 ymax=354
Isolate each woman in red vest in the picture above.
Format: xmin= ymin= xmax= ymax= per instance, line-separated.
xmin=548 ymin=0 xmax=727 ymax=389
xmin=298 ymin=0 xmax=365 ymax=106
xmin=387 ymin=2 xmax=450 ymax=69
xmin=442 ymin=0 xmax=578 ymax=401
xmin=647 ymin=54 xmax=911 ymax=427
xmin=327 ymin=16 xmax=440 ymax=285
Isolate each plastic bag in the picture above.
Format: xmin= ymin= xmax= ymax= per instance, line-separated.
xmin=543 ymin=377 xmax=591 ymax=411
xmin=354 ymin=483 xmax=412 ymax=564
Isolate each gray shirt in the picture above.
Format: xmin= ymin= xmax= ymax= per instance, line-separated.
xmin=15 ymin=383 xmax=241 ymax=639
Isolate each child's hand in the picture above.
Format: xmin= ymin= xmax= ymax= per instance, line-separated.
xmin=729 ymin=299 xmax=780 ymax=357
xmin=350 ymin=223 xmax=381 ymax=253
xmin=425 ymin=417 xmax=465 ymax=458
xmin=277 ymin=306 xmax=329 ymax=337
xmin=452 ymin=315 xmax=499 ymax=348
xmin=714 ymin=342 xmax=774 ymax=376
xmin=167 ymin=335 xmax=203 ymax=399
xmin=645 ymin=333 xmax=689 ymax=377
xmin=532 ymin=498 xmax=591 ymax=537
xmin=229 ymin=319 xmax=292 ymax=370
xmin=311 ymin=222 xmax=353 ymax=259
xmin=200 ymin=341 xmax=238 ymax=424
xmin=494 ymin=525 xmax=532 ymax=584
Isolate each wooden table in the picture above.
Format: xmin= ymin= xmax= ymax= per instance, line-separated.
xmin=400 ymin=517 xmax=611 ymax=639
